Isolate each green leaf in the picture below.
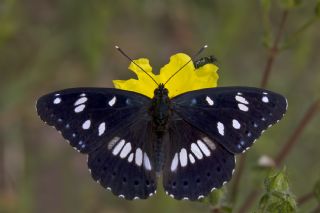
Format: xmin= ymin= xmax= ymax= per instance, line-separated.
xmin=202 ymin=189 xmax=225 ymax=206
xmin=279 ymin=0 xmax=301 ymax=9
xmin=260 ymin=0 xmax=273 ymax=48
xmin=260 ymin=0 xmax=271 ymax=11
xmin=314 ymin=180 xmax=320 ymax=202
xmin=315 ymin=1 xmax=320 ymax=17
xmin=202 ymin=189 xmax=233 ymax=213
xmin=220 ymin=206 xmax=233 ymax=213
xmin=256 ymin=168 xmax=297 ymax=213
xmin=264 ymin=168 xmax=289 ymax=193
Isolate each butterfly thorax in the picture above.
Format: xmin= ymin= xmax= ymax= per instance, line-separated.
xmin=149 ymin=84 xmax=171 ymax=136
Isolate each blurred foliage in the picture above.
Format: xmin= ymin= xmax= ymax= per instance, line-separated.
xmin=314 ymin=180 xmax=320 ymax=203
xmin=0 ymin=0 xmax=320 ymax=213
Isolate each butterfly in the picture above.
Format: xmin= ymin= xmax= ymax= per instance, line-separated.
xmin=36 ymin=49 xmax=287 ymax=201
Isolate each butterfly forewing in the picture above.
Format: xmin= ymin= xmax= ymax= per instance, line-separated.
xmin=36 ymin=88 xmax=157 ymax=199
xmin=36 ymin=88 xmax=149 ymax=153
xmin=171 ymin=87 xmax=287 ymax=154
xmin=162 ymin=119 xmax=235 ymax=200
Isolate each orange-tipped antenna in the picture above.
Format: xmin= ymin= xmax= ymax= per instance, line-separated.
xmin=164 ymin=44 xmax=208 ymax=86
xmin=115 ymin=45 xmax=158 ymax=86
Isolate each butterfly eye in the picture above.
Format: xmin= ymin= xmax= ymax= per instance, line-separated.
xmin=163 ymin=88 xmax=169 ymax=95
xmin=154 ymin=88 xmax=160 ymax=95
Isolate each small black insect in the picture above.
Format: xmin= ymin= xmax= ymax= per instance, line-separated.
xmin=194 ymin=55 xmax=218 ymax=68
xmin=36 ymin=46 xmax=287 ymax=200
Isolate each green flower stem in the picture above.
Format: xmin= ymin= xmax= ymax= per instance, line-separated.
xmin=230 ymin=155 xmax=247 ymax=203
xmin=311 ymin=205 xmax=320 ymax=213
xmin=261 ymin=10 xmax=289 ymax=88
xmin=297 ymin=191 xmax=315 ymax=206
xmin=275 ymin=100 xmax=320 ymax=165
xmin=237 ymin=190 xmax=260 ymax=213
xmin=0 ymin=133 xmax=3 ymax=190
xmin=282 ymin=16 xmax=319 ymax=50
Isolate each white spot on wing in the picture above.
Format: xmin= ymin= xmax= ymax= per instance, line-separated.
xmin=235 ymin=95 xmax=249 ymax=104
xmin=202 ymin=137 xmax=216 ymax=150
xmin=232 ymin=119 xmax=241 ymax=129
xmin=74 ymin=104 xmax=85 ymax=113
xmin=238 ymin=103 xmax=249 ymax=111
xmin=98 ymin=122 xmax=106 ymax=136
xmin=198 ymin=195 xmax=204 ymax=199
xmin=74 ymin=97 xmax=88 ymax=106
xmin=108 ymin=96 xmax=117 ymax=107
xmin=197 ymin=140 xmax=210 ymax=156
xmin=82 ymin=120 xmax=91 ymax=129
xmin=179 ymin=148 xmax=188 ymax=167
xmin=143 ymin=152 xmax=152 ymax=170
xmin=188 ymin=154 xmax=195 ymax=164
xmin=112 ymin=139 xmax=125 ymax=156
xmin=170 ymin=153 xmax=179 ymax=171
xmin=135 ymin=148 xmax=143 ymax=166
xmin=217 ymin=122 xmax=225 ymax=136
xmin=108 ymin=136 xmax=120 ymax=150
xmin=53 ymin=97 xmax=61 ymax=104
xmin=205 ymin=96 xmax=214 ymax=106
xmin=128 ymin=153 xmax=134 ymax=162
xmin=120 ymin=142 xmax=132 ymax=158
xmin=262 ymin=96 xmax=269 ymax=103
xmin=191 ymin=143 xmax=203 ymax=159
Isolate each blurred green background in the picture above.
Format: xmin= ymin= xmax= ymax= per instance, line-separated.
xmin=0 ymin=0 xmax=320 ymax=212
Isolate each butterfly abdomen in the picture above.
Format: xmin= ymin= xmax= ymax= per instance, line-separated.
xmin=154 ymin=136 xmax=165 ymax=174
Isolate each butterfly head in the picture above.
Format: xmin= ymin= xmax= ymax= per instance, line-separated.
xmin=154 ymin=84 xmax=169 ymax=98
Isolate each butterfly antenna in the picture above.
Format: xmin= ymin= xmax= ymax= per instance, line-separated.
xmin=115 ymin=45 xmax=158 ymax=86
xmin=164 ymin=44 xmax=208 ymax=86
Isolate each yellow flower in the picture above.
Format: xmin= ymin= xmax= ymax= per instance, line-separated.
xmin=113 ymin=53 xmax=219 ymax=98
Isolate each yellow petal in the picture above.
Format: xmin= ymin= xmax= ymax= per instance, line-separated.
xmin=113 ymin=58 xmax=158 ymax=98
xmin=113 ymin=53 xmax=219 ymax=98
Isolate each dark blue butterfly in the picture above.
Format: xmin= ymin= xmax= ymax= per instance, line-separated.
xmin=36 ymin=55 xmax=287 ymax=200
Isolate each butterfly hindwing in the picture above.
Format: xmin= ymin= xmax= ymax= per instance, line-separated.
xmin=87 ymin=119 xmax=157 ymax=200
xmin=171 ymin=87 xmax=287 ymax=154
xmin=37 ymin=88 xmax=158 ymax=199
xmin=162 ymin=119 xmax=235 ymax=200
